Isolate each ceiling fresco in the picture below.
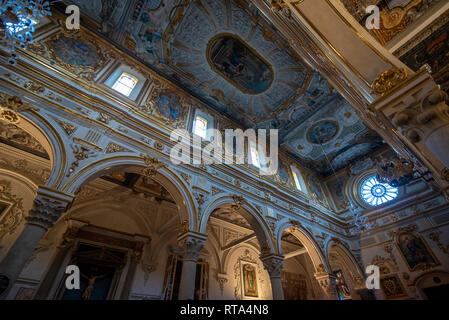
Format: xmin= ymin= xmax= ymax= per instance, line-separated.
xmin=398 ymin=15 xmax=449 ymax=95
xmin=340 ymin=0 xmax=443 ymax=45
xmin=60 ymin=0 xmax=387 ymax=176
xmin=282 ymin=97 xmax=386 ymax=176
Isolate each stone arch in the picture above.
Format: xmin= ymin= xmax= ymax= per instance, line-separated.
xmin=61 ymin=155 xmax=197 ymax=231
xmin=326 ymin=239 xmax=364 ymax=278
xmin=327 ymin=240 xmax=365 ymax=299
xmin=199 ymin=195 xmax=275 ymax=253
xmin=413 ymin=270 xmax=449 ymax=300
xmin=60 ymin=199 xmax=153 ymax=236
xmin=276 ymin=219 xmax=329 ymax=273
xmin=9 ymin=112 xmax=68 ymax=189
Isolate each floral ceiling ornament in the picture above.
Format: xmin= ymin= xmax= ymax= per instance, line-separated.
xmin=376 ymin=157 xmax=415 ymax=187
xmin=0 ymin=0 xmax=56 ymax=65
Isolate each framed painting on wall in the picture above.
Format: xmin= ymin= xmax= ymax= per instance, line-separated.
xmin=240 ymin=261 xmax=259 ymax=298
xmin=396 ymin=233 xmax=439 ymax=272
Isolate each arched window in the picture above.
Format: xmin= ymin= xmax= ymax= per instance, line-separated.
xmin=193 ymin=115 xmax=208 ymax=139
xmin=360 ymin=175 xmax=398 ymax=206
xmin=112 ymin=73 xmax=138 ymax=97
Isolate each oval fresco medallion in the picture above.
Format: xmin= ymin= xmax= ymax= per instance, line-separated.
xmin=51 ymin=36 xmax=101 ymax=68
xmin=207 ymin=34 xmax=273 ymax=94
xmin=306 ymin=120 xmax=339 ymax=144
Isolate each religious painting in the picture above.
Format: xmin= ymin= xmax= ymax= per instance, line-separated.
xmin=241 ymin=262 xmax=259 ymax=298
xmin=50 ymin=36 xmax=101 ymax=68
xmin=306 ymin=120 xmax=340 ymax=145
xmin=60 ymin=243 xmax=126 ymax=300
xmin=400 ymin=20 xmax=449 ymax=95
xmin=380 ymin=275 xmax=407 ymax=299
xmin=151 ymin=90 xmax=187 ymax=127
xmin=207 ymin=34 xmax=273 ymax=94
xmin=334 ymin=270 xmax=351 ymax=300
xmin=396 ymin=233 xmax=439 ymax=271
xmin=61 ymin=263 xmax=115 ymax=300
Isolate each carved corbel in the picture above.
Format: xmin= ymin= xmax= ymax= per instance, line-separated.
xmin=216 ymin=273 xmax=229 ymax=296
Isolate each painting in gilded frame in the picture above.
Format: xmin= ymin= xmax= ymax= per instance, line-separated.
xmin=50 ymin=36 xmax=101 ymax=68
xmin=380 ymin=275 xmax=407 ymax=299
xmin=240 ymin=262 xmax=259 ymax=298
xmin=149 ymin=89 xmax=188 ymax=128
xmin=396 ymin=233 xmax=439 ymax=272
xmin=207 ymin=34 xmax=273 ymax=94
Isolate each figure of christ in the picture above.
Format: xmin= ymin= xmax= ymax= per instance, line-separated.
xmin=80 ymin=271 xmax=111 ymax=300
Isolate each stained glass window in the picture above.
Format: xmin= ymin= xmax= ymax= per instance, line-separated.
xmin=193 ymin=115 xmax=208 ymax=139
xmin=112 ymin=73 xmax=138 ymax=97
xmin=335 ymin=270 xmax=351 ymax=300
xmin=360 ymin=175 xmax=398 ymax=206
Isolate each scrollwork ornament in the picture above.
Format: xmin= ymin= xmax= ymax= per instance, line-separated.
xmin=0 ymin=182 xmax=25 ymax=239
xmin=141 ymin=154 xmax=168 ymax=178
xmin=371 ymin=68 xmax=408 ymax=96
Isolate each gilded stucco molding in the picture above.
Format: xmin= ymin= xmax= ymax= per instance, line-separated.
xmin=0 ymin=181 xmax=25 ymax=239
xmin=371 ymin=68 xmax=409 ymax=96
xmin=0 ymin=94 xmax=39 ymax=124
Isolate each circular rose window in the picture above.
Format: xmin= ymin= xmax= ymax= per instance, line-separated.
xmin=360 ymin=175 xmax=398 ymax=206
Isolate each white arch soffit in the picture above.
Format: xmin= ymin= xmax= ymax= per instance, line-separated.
xmin=61 ymin=155 xmax=197 ymax=231
xmin=276 ymin=220 xmax=330 ymax=273
xmin=0 ymin=169 xmax=38 ymax=194
xmin=328 ymin=242 xmax=364 ymax=278
xmin=199 ymin=195 xmax=275 ymax=253
xmin=16 ymin=112 xmax=67 ymax=189
xmin=60 ymin=200 xmax=153 ymax=235
xmin=223 ymin=243 xmax=265 ymax=274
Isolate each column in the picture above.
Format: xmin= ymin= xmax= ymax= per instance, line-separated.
xmin=0 ymin=187 xmax=73 ymax=299
xmin=33 ymin=219 xmax=87 ymax=300
xmin=373 ymin=72 xmax=449 ymax=195
xmin=177 ymin=232 xmax=207 ymax=300
xmin=315 ymin=273 xmax=339 ymax=300
xmin=120 ymin=236 xmax=149 ymax=300
xmin=260 ymin=254 xmax=285 ymax=300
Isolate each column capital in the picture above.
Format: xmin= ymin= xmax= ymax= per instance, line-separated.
xmin=26 ymin=187 xmax=74 ymax=231
xmin=177 ymin=232 xmax=207 ymax=262
xmin=315 ymin=273 xmax=339 ymax=300
xmin=260 ymin=254 xmax=284 ymax=278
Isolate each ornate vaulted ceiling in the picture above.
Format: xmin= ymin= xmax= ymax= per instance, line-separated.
xmin=61 ymin=0 xmax=387 ymax=176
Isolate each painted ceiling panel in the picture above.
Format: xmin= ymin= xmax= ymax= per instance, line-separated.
xmin=62 ymin=0 xmax=387 ymax=176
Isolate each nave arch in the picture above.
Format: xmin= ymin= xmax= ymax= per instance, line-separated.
xmin=61 ymin=155 xmax=198 ymax=232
